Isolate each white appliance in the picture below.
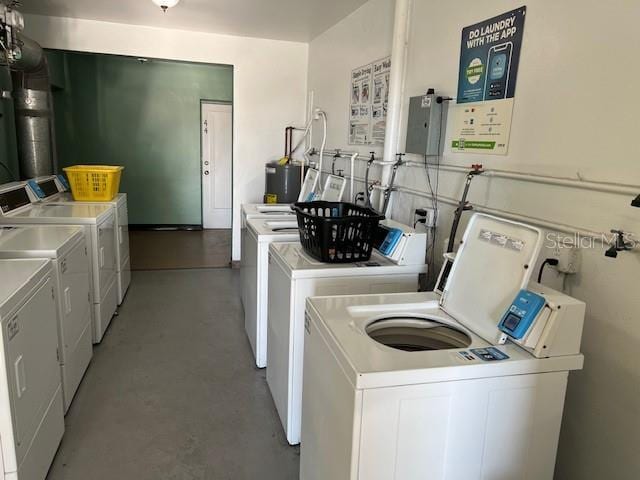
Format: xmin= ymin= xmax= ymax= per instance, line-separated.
xmin=0 ymin=183 xmax=118 ymax=344
xmin=267 ymin=242 xmax=427 ymax=445
xmin=241 ymin=218 xmax=300 ymax=368
xmin=0 ymin=225 xmax=93 ymax=413
xmin=240 ymin=168 xmax=346 ymax=228
xmin=241 ymin=203 xmax=295 ymax=228
xmin=0 ymin=259 xmax=65 ymax=480
xmin=300 ymin=214 xmax=585 ymax=480
xmin=26 ymin=175 xmax=131 ymax=305
xmin=318 ymin=174 xmax=347 ymax=202
xmin=297 ymin=168 xmax=320 ymax=202
xmin=240 ymin=169 xmax=318 ymax=227
xmin=375 ymin=219 xmax=428 ymax=265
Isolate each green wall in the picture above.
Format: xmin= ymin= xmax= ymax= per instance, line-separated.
xmin=48 ymin=51 xmax=233 ymax=225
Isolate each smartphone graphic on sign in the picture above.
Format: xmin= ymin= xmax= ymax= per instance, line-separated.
xmin=483 ymin=42 xmax=513 ymax=100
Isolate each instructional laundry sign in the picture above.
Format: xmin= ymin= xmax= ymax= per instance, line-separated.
xmin=349 ymin=56 xmax=391 ymax=145
xmin=452 ymin=6 xmax=526 ymax=155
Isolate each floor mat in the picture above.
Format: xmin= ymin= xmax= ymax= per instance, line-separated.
xmin=129 ymin=229 xmax=231 ymax=270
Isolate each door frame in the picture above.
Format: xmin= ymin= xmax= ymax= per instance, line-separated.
xmin=200 ymin=100 xmax=234 ymax=233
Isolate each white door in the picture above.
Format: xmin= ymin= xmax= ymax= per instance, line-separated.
xmin=202 ymin=103 xmax=232 ymax=229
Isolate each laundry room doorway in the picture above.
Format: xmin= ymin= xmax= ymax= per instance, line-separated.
xmin=46 ymin=49 xmax=235 ymax=269
xmin=201 ymin=102 xmax=233 ymax=229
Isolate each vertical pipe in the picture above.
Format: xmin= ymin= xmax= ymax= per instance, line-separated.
xmin=349 ymin=152 xmax=357 ymax=201
xmin=379 ymin=0 xmax=412 ymax=211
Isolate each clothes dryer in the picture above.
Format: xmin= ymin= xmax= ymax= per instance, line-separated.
xmin=0 ymin=183 xmax=117 ymax=343
xmin=0 ymin=259 xmax=65 ymax=480
xmin=26 ymin=175 xmax=130 ymax=304
xmin=0 ymin=225 xmax=93 ymax=412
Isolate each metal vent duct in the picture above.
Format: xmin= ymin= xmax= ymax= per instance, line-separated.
xmin=13 ymin=88 xmax=53 ymax=178
xmin=10 ymin=32 xmax=55 ymax=179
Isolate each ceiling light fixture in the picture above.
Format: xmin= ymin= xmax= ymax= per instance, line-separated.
xmin=151 ymin=0 xmax=181 ymax=13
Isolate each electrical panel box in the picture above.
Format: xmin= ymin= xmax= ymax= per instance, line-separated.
xmin=405 ymin=90 xmax=448 ymax=157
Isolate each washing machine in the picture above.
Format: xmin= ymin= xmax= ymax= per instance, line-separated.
xmin=0 ymin=225 xmax=93 ymax=413
xmin=267 ymin=240 xmax=428 ymax=445
xmin=241 ymin=218 xmax=300 ymax=368
xmin=0 ymin=259 xmax=65 ymax=480
xmin=25 ymin=175 xmax=131 ymax=305
xmin=0 ymin=182 xmax=117 ymax=344
xmin=241 ymin=203 xmax=295 ymax=227
xmin=240 ymin=171 xmax=347 ymax=227
xmin=300 ymin=213 xmax=586 ymax=480
xmin=240 ymin=169 xmax=316 ymax=227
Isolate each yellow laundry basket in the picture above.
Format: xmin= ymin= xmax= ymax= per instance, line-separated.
xmin=63 ymin=165 xmax=124 ymax=201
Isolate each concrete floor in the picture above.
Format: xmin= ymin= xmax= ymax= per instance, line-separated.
xmin=130 ymin=230 xmax=232 ymax=270
xmin=47 ymin=268 xmax=299 ymax=480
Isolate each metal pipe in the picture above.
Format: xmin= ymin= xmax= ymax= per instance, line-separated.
xmin=401 ymin=161 xmax=640 ymax=197
xmin=349 ymin=152 xmax=357 ymax=201
xmin=318 ymin=154 xmax=640 ymax=196
xmin=312 ymin=149 xmax=394 ymax=166
xmin=379 ymin=184 xmax=632 ymax=242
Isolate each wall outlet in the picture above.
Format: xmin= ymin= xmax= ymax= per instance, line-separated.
xmin=423 ymin=207 xmax=437 ymax=228
xmin=551 ymin=241 xmax=581 ymax=274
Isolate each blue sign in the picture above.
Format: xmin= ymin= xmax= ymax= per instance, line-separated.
xmin=457 ymin=7 xmax=527 ymax=104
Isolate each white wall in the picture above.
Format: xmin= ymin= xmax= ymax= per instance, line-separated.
xmin=307 ymin=1 xmax=640 ymax=479
xmin=23 ymin=14 xmax=308 ymax=261
xmin=307 ymin=0 xmax=395 ymax=202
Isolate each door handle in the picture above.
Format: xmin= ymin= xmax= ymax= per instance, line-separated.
xmin=64 ymin=287 xmax=72 ymax=314
xmin=15 ymin=355 xmax=26 ymax=398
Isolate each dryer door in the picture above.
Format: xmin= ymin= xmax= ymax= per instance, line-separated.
xmin=97 ymin=216 xmax=117 ymax=302
xmin=117 ymin=203 xmax=130 ymax=269
xmin=6 ymin=277 xmax=60 ymax=463
xmin=59 ymin=240 xmax=92 ymax=363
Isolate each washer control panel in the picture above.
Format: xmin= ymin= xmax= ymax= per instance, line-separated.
xmin=498 ymin=289 xmax=546 ymax=340
xmin=378 ymin=227 xmax=403 ymax=256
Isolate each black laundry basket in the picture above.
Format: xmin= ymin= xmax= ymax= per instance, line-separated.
xmin=292 ymin=201 xmax=385 ymax=263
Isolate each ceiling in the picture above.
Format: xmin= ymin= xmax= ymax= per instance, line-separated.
xmin=19 ymin=0 xmax=369 ymax=42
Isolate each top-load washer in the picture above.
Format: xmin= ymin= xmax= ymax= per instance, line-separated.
xmin=241 ymin=170 xmax=347 ymax=227
xmin=300 ymin=213 xmax=585 ymax=480
xmin=0 ymin=259 xmax=65 ymax=480
xmin=0 ymin=182 xmax=117 ymax=344
xmin=0 ymin=225 xmax=93 ymax=413
xmin=241 ymin=203 xmax=296 ymax=226
xmin=25 ymin=175 xmax=130 ymax=305
xmin=241 ymin=218 xmax=300 ymax=368
xmin=267 ymin=240 xmax=428 ymax=445
xmin=240 ymin=169 xmax=317 ymax=226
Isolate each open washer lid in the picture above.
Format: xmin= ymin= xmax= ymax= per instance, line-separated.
xmin=440 ymin=213 xmax=542 ymax=344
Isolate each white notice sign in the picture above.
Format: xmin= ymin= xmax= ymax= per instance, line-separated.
xmin=349 ymin=56 xmax=391 ymax=145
